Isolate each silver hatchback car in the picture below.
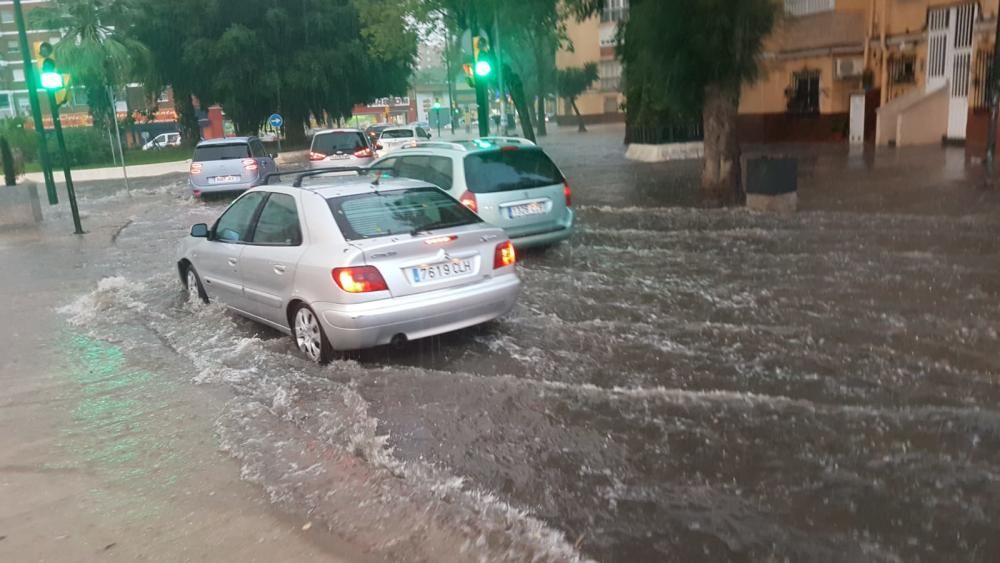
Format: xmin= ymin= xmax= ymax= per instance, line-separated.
xmin=370 ymin=138 xmax=573 ymax=248
xmin=176 ymin=175 xmax=521 ymax=363
xmin=308 ymin=129 xmax=377 ymax=169
xmin=189 ymin=136 xmax=277 ymax=197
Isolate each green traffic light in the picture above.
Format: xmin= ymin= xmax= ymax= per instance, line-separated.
xmin=41 ymin=71 xmax=63 ymax=90
xmin=475 ymin=60 xmax=492 ymax=77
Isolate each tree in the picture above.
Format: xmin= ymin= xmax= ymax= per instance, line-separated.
xmin=29 ymin=0 xmax=155 ymax=131
xmin=557 ymin=63 xmax=598 ymax=132
xmin=619 ymin=0 xmax=779 ymax=206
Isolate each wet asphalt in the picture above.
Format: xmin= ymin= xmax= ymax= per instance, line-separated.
xmin=16 ymin=125 xmax=1000 ymax=562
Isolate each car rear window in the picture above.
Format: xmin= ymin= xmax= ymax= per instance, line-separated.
xmin=463 ymin=148 xmax=564 ymax=193
xmin=381 ymin=129 xmax=414 ymax=139
xmin=193 ymin=143 xmax=251 ymax=162
xmin=327 ymin=187 xmax=481 ymax=240
xmin=313 ymin=132 xmax=367 ymax=155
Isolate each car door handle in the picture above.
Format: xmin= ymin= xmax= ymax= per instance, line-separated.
xmin=273 ymin=265 xmax=286 ymax=274
xmin=228 ymin=258 xmax=238 ymax=266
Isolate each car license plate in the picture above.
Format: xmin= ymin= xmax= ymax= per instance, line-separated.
xmin=507 ymin=202 xmax=546 ymax=218
xmin=409 ymin=259 xmax=473 ymax=283
xmin=329 ymin=154 xmax=350 ymax=160
xmin=208 ymin=175 xmax=239 ymax=184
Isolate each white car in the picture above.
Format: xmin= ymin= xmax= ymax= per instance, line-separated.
xmin=177 ymin=173 xmax=521 ymax=363
xmin=142 ymin=132 xmax=181 ymax=151
xmin=378 ymin=126 xmax=432 ymax=153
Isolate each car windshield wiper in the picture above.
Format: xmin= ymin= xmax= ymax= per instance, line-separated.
xmin=411 ymin=220 xmax=467 ymax=236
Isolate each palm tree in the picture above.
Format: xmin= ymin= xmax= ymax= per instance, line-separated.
xmin=30 ymin=0 xmax=155 ymax=130
xmin=557 ymin=63 xmax=598 ymax=132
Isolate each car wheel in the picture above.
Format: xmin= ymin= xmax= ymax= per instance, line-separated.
xmin=293 ymin=304 xmax=333 ymax=364
xmin=185 ymin=266 xmax=209 ymax=304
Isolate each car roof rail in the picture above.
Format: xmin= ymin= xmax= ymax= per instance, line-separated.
xmin=264 ymin=166 xmax=397 ymax=188
xmin=475 ymin=136 xmax=536 ymax=147
xmin=403 ymin=141 xmax=471 ymax=152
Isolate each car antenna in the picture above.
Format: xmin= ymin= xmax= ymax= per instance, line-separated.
xmin=371 ymin=171 xmax=383 ymax=188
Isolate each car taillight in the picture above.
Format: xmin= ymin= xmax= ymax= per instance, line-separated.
xmin=332 ymin=266 xmax=388 ymax=293
xmin=308 ymin=151 xmax=326 ymax=161
xmin=353 ymin=147 xmax=373 ymax=158
xmin=190 ymin=162 xmax=202 ymax=175
xmin=242 ymin=158 xmax=258 ymax=172
xmin=563 ymin=182 xmax=572 ymax=207
xmin=493 ymin=241 xmax=516 ymax=269
xmin=459 ymin=191 xmax=478 ymax=213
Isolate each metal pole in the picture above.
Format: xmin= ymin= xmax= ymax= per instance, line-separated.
xmin=107 ymin=87 xmax=131 ymax=196
xmin=445 ymin=30 xmax=457 ymax=135
xmin=13 ymin=0 xmax=57 ymax=204
xmin=985 ymin=12 xmax=1000 ymax=184
xmin=49 ymin=91 xmax=82 ymax=234
xmin=107 ymin=125 xmax=117 ymax=166
xmin=494 ymin=7 xmax=506 ymax=135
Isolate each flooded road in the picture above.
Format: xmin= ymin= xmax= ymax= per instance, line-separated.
xmin=17 ymin=127 xmax=1000 ymax=561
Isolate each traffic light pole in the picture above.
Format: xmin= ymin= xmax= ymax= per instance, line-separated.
xmin=48 ymin=91 xmax=82 ymax=234
xmin=13 ymin=0 xmax=57 ymax=204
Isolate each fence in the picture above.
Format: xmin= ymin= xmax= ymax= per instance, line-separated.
xmin=784 ymin=0 xmax=835 ymax=17
xmin=625 ymin=121 xmax=703 ymax=145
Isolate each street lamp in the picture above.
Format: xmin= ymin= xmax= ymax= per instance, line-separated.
xmin=40 ymin=42 xmax=83 ymax=234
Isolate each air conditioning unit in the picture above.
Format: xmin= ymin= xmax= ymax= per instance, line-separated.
xmin=836 ymin=58 xmax=865 ymax=79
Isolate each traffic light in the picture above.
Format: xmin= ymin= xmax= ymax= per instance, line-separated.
xmin=433 ymin=99 xmax=442 ymax=110
xmin=37 ymin=42 xmax=69 ymax=104
xmin=472 ymin=37 xmax=493 ymax=79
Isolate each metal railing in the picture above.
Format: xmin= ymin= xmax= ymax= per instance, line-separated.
xmin=784 ymin=0 xmax=835 ymax=17
xmin=625 ymin=121 xmax=703 ymax=145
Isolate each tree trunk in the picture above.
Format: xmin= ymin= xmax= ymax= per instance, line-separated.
xmin=173 ymin=87 xmax=201 ymax=147
xmin=571 ymin=99 xmax=587 ymax=132
xmin=534 ymin=40 xmax=548 ymax=137
xmin=701 ymin=83 xmax=742 ymax=207
xmin=505 ymin=68 xmax=536 ymax=143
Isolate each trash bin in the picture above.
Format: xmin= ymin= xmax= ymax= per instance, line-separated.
xmin=742 ymin=155 xmax=798 ymax=213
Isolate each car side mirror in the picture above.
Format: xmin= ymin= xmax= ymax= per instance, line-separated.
xmin=190 ymin=223 xmax=209 ymax=238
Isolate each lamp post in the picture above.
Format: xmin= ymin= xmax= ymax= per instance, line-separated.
xmin=40 ymin=43 xmax=82 ymax=235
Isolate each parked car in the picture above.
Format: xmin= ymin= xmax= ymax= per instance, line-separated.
xmin=188 ymin=137 xmax=278 ymax=197
xmin=308 ymin=129 xmax=377 ymax=169
xmin=364 ymin=124 xmax=392 ymax=145
xmin=369 ymin=137 xmax=574 ymax=248
xmin=142 ymin=132 xmax=182 ymax=151
xmin=377 ymin=126 xmax=432 ymax=153
xmin=177 ymin=176 xmax=521 ymax=363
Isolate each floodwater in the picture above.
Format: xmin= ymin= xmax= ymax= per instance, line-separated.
xmin=27 ymin=128 xmax=1000 ymax=561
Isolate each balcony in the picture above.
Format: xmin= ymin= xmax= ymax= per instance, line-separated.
xmin=785 ymin=0 xmax=835 ymax=17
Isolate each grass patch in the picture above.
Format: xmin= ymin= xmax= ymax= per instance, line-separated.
xmin=24 ymin=147 xmax=191 ymax=173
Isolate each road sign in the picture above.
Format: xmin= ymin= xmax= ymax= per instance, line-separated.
xmin=268 ymin=113 xmax=283 ymax=128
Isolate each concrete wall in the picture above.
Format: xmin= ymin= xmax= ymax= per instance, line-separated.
xmin=875 ymin=81 xmax=947 ymax=145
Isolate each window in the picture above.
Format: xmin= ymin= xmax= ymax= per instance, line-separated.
xmin=463 ymin=148 xmax=564 ymax=194
xmin=252 ymin=194 xmax=301 ymax=246
xmin=396 ymin=155 xmax=454 ymax=191
xmin=380 ymin=129 xmax=414 ymax=139
xmin=784 ymin=0 xmax=835 ymax=17
xmin=599 ymin=60 xmax=622 ymax=91
xmin=328 ymin=187 xmax=481 ymax=241
xmin=890 ymin=55 xmax=916 ymax=85
xmin=12 ymin=68 xmax=24 ymax=83
xmin=0 ymin=94 xmax=10 ymax=110
xmin=416 ymin=127 xmax=430 ymax=139
xmin=193 ymin=142 xmax=251 ymax=162
xmin=7 ymin=39 xmax=18 ymax=54
xmin=601 ymin=0 xmax=628 ymax=22
xmin=604 ymin=96 xmax=620 ymax=113
xmin=250 ymin=139 xmax=267 ymax=157
xmin=213 ymin=192 xmax=266 ymax=242
xmin=1 ymin=10 xmax=14 ymax=24
xmin=787 ymin=71 xmax=820 ymax=114
xmin=311 ymin=131 xmax=367 ymax=155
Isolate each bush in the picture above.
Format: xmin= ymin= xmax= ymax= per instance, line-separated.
xmin=46 ymin=127 xmax=114 ymax=168
xmin=0 ymin=117 xmax=38 ymax=164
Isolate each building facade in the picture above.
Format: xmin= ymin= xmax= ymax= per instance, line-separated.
xmin=741 ymin=0 xmax=1000 ymax=146
xmin=554 ymin=0 xmax=627 ymax=125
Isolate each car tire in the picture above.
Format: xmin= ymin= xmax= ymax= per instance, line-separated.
xmin=293 ymin=303 xmax=334 ymax=364
xmin=185 ymin=265 xmax=209 ymax=304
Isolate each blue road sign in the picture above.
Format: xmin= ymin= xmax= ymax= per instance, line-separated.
xmin=268 ymin=113 xmax=283 ymax=128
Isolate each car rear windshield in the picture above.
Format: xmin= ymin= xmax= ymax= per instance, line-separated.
xmin=381 ymin=129 xmax=414 ymax=139
xmin=328 ymin=187 xmax=482 ymax=240
xmin=313 ymin=132 xmax=367 ymax=155
xmin=463 ymin=148 xmax=564 ymax=193
xmin=193 ymin=143 xmax=251 ymax=162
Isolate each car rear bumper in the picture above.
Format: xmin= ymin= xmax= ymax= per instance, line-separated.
xmin=509 ymin=209 xmax=575 ymax=249
xmin=189 ymin=179 xmax=260 ymax=195
xmin=314 ymin=274 xmax=520 ymax=350
xmin=308 ymin=157 xmax=373 ymax=170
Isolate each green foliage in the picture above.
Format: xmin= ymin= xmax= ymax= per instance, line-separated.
xmin=30 ymin=0 xmax=156 ymax=129
xmin=0 ymin=118 xmax=38 ymax=163
xmin=619 ymin=0 xmax=779 ymax=122
xmin=126 ymin=0 xmax=416 ymax=138
xmin=47 ymin=127 xmax=112 ymax=168
xmin=557 ymin=63 xmax=599 ymax=103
